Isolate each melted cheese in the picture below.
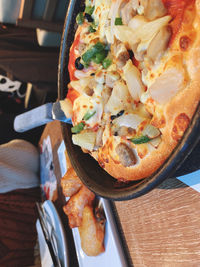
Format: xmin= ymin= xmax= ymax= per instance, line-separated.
xmin=73 ymin=95 xmax=103 ymax=128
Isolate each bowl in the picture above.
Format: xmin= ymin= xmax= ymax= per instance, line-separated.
xmin=58 ymin=0 xmax=200 ymax=200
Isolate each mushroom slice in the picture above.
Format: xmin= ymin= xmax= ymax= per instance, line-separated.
xmin=115 ymin=43 xmax=130 ymax=68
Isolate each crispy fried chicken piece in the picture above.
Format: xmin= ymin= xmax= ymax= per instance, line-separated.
xmin=63 ymin=185 xmax=95 ymax=228
xmin=61 ymin=168 xmax=83 ymax=197
xmin=78 ymin=205 xmax=105 ymax=256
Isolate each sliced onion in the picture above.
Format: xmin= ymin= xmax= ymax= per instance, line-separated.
xmin=105 ymin=80 xmax=131 ymax=115
xmin=128 ymin=15 xmax=148 ymax=31
xmin=113 ymin=15 xmax=171 ymax=50
xmin=136 ymin=15 xmax=171 ymax=43
xmin=122 ymin=59 xmax=145 ymax=101
xmin=74 ymin=69 xmax=94 ymax=79
xmin=113 ymin=113 xmax=144 ymax=129
xmin=120 ymin=1 xmax=135 ymax=25
xmin=70 ymin=77 xmax=92 ymax=94
xmin=149 ymin=68 xmax=184 ymax=104
xmin=113 ymin=25 xmax=138 ymax=45
xmin=131 ymin=0 xmax=140 ymax=10
xmin=142 ymin=124 xmax=160 ymax=139
xmin=147 ymin=26 xmax=171 ymax=63
xmin=110 ymin=0 xmax=123 ymax=44
xmin=149 ymin=136 xmax=162 ymax=148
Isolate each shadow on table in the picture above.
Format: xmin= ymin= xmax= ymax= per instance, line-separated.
xmin=158 ymin=139 xmax=200 ymax=190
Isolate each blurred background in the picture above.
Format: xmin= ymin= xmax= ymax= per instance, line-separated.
xmin=0 ymin=0 xmax=68 ymax=146
xmin=0 ymin=1 xmax=69 ymax=266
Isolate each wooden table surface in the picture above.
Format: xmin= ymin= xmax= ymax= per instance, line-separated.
xmin=39 ymin=120 xmax=200 ymax=267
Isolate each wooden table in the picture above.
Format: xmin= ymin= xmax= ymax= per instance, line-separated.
xmin=39 ymin=120 xmax=200 ymax=267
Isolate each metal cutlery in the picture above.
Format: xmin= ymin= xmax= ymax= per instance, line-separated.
xmin=14 ymin=101 xmax=72 ymax=133
xmin=36 ymin=202 xmax=62 ymax=267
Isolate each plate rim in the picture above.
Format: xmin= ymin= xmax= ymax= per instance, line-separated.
xmin=43 ymin=200 xmax=69 ymax=267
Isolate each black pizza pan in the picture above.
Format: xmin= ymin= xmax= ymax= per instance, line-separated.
xmin=58 ymin=0 xmax=200 ymax=201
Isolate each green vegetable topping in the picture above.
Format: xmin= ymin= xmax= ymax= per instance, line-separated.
xmin=76 ymin=12 xmax=84 ymax=25
xmin=102 ymin=58 xmax=112 ymax=69
xmin=83 ymin=110 xmax=96 ymax=121
xmin=71 ymin=122 xmax=85 ymax=133
xmin=82 ymin=42 xmax=106 ymax=64
xmin=88 ymin=25 xmax=96 ymax=32
xmin=130 ymin=136 xmax=151 ymax=144
xmin=85 ymin=5 xmax=95 ymax=15
xmin=93 ymin=51 xmax=107 ymax=64
xmin=115 ymin=17 xmax=123 ymax=25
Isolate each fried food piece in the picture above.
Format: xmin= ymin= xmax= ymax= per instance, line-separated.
xmin=63 ymin=185 xmax=95 ymax=228
xmin=78 ymin=205 xmax=105 ymax=256
xmin=61 ymin=168 xmax=83 ymax=197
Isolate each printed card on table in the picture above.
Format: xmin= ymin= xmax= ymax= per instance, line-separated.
xmin=40 ymin=135 xmax=58 ymax=201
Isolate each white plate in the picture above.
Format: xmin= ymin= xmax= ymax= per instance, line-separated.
xmin=42 ymin=200 xmax=69 ymax=267
xmin=72 ymin=198 xmax=128 ymax=267
xmin=57 ymin=141 xmax=129 ymax=267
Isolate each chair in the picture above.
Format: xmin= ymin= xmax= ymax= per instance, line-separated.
xmin=17 ymin=0 xmax=68 ymax=47
xmin=17 ymin=0 xmax=65 ymax=33
xmin=0 ymin=0 xmax=68 ymax=47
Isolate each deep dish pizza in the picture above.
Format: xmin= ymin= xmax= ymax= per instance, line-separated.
xmin=63 ymin=0 xmax=200 ymax=181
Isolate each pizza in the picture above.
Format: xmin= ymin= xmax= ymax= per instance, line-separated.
xmin=64 ymin=0 xmax=200 ymax=181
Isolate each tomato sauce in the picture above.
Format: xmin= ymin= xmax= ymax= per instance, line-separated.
xmin=67 ymin=88 xmax=80 ymax=104
xmin=162 ymin=0 xmax=195 ymax=45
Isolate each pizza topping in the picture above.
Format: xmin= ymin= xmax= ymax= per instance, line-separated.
xmin=149 ymin=67 xmax=184 ymax=104
xmin=115 ymin=143 xmax=137 ymax=167
xmin=105 ymin=81 xmax=132 ymax=115
xmin=76 ymin=12 xmax=85 ymax=25
xmin=113 ymin=126 xmax=136 ymax=138
xmin=122 ymin=59 xmax=145 ymax=101
xmin=75 ymin=57 xmax=84 ymax=70
xmin=149 ymin=136 xmax=162 ymax=148
xmin=71 ymin=122 xmax=85 ymax=134
xmin=83 ymin=110 xmax=96 ymax=121
xmin=130 ymin=135 xmax=150 ymax=144
xmin=120 ymin=1 xmax=135 ymax=25
xmin=112 ymin=113 xmax=144 ymax=129
xmin=95 ymin=127 xmax=104 ymax=149
xmin=114 ymin=42 xmax=130 ymax=68
xmin=105 ymin=71 xmax=120 ymax=88
xmin=147 ymin=25 xmax=171 ymax=63
xmin=115 ymin=17 xmax=123 ymax=25
xmin=72 ymin=130 xmax=97 ymax=151
xmin=142 ymin=124 xmax=160 ymax=139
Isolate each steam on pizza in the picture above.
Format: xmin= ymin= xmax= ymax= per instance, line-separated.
xmin=64 ymin=0 xmax=200 ymax=181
